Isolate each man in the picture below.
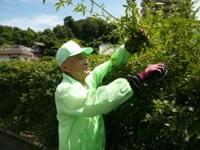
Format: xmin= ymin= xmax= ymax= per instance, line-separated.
xmin=55 ymin=39 xmax=167 ymax=150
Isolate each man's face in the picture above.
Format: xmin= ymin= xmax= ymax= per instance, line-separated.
xmin=62 ymin=53 xmax=90 ymax=83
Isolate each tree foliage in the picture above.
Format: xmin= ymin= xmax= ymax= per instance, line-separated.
xmin=0 ymin=16 xmax=116 ymax=54
xmin=64 ymin=16 xmax=118 ymax=48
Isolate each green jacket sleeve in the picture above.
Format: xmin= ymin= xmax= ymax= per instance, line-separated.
xmin=88 ymin=46 xmax=131 ymax=87
xmin=55 ymin=78 xmax=133 ymax=118
xmin=110 ymin=45 xmax=131 ymax=67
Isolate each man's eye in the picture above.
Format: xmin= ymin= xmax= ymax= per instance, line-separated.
xmin=78 ymin=57 xmax=83 ymax=60
xmin=80 ymin=56 xmax=85 ymax=59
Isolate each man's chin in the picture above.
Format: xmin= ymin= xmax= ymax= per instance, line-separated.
xmin=84 ymin=69 xmax=91 ymax=75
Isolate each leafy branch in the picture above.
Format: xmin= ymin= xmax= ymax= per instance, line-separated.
xmin=43 ymin=0 xmax=148 ymax=49
xmin=43 ymin=0 xmax=118 ymax=19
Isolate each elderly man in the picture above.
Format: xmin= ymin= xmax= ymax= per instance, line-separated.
xmin=55 ymin=39 xmax=167 ymax=150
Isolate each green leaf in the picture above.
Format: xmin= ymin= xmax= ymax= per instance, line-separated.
xmin=55 ymin=2 xmax=65 ymax=11
xmin=73 ymin=3 xmax=86 ymax=16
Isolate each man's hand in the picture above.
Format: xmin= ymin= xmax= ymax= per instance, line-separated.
xmin=126 ymin=63 xmax=168 ymax=92
xmin=138 ymin=63 xmax=168 ymax=81
xmin=125 ymin=28 xmax=149 ymax=53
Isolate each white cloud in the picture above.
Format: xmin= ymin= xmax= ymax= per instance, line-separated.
xmin=17 ymin=0 xmax=40 ymax=3
xmin=17 ymin=0 xmax=55 ymax=4
xmin=18 ymin=0 xmax=31 ymax=2
xmin=0 ymin=14 xmax=63 ymax=31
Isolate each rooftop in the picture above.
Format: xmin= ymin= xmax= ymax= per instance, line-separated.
xmin=0 ymin=45 xmax=34 ymax=52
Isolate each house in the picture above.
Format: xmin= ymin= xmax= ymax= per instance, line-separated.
xmin=99 ymin=43 xmax=116 ymax=55
xmin=0 ymin=45 xmax=36 ymax=61
xmin=32 ymin=42 xmax=45 ymax=57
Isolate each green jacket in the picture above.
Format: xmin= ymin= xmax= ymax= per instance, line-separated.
xmin=55 ymin=46 xmax=134 ymax=150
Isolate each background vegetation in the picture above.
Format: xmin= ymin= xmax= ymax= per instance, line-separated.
xmin=0 ymin=16 xmax=117 ymax=55
xmin=0 ymin=0 xmax=200 ymax=149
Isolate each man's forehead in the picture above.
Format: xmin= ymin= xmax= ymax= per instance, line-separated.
xmin=72 ymin=53 xmax=84 ymax=58
xmin=67 ymin=53 xmax=84 ymax=60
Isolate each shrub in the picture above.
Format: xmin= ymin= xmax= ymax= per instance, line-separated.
xmin=0 ymin=59 xmax=61 ymax=149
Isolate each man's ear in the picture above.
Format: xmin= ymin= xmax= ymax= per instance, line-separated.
xmin=61 ymin=61 xmax=71 ymax=73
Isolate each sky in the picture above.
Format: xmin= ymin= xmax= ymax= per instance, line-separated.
xmin=0 ymin=0 xmax=142 ymax=31
xmin=0 ymin=0 xmax=199 ymax=32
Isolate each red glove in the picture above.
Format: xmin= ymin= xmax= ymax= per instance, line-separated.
xmin=126 ymin=63 xmax=167 ymax=93
xmin=137 ymin=63 xmax=168 ymax=81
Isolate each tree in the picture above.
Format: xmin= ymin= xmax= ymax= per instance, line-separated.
xmin=0 ymin=26 xmax=38 ymax=46
xmin=63 ymin=16 xmax=118 ymax=47
xmin=12 ymin=28 xmax=38 ymax=46
xmin=0 ymin=25 xmax=14 ymax=45
xmin=38 ymin=29 xmax=57 ymax=49
xmin=53 ymin=25 xmax=74 ymax=40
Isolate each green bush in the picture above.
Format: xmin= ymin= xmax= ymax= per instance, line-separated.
xmin=0 ymin=58 xmax=61 ymax=149
xmin=104 ymin=5 xmax=200 ymax=149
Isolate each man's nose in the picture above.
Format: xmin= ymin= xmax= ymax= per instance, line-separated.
xmin=85 ymin=60 xmax=89 ymax=65
xmin=83 ymin=58 xmax=89 ymax=65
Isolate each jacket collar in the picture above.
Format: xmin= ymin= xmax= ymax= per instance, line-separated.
xmin=62 ymin=73 xmax=78 ymax=84
xmin=62 ymin=73 xmax=89 ymax=88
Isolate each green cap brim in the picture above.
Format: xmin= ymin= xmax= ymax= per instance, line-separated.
xmin=83 ymin=47 xmax=93 ymax=55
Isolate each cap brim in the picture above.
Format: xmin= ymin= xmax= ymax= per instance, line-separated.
xmin=83 ymin=47 xmax=93 ymax=55
xmin=69 ymin=47 xmax=93 ymax=58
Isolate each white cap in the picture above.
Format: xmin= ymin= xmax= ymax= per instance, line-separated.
xmin=56 ymin=40 xmax=93 ymax=66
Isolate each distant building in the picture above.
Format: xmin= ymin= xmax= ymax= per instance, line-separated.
xmin=32 ymin=42 xmax=45 ymax=57
xmin=99 ymin=43 xmax=116 ymax=56
xmin=0 ymin=45 xmax=36 ymax=61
